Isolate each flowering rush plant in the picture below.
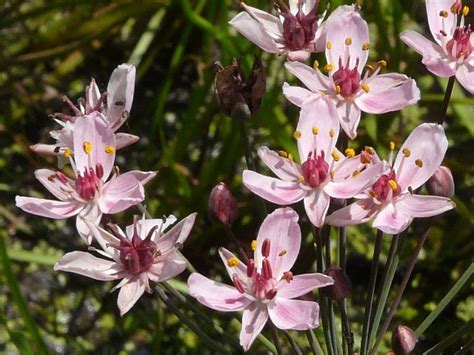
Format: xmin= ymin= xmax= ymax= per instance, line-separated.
xmin=10 ymin=0 xmax=473 ymax=354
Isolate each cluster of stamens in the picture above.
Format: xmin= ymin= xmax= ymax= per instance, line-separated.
xmin=440 ymin=2 xmax=472 ymax=61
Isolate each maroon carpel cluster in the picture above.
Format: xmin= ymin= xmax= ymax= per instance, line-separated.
xmin=302 ymin=151 xmax=329 ymax=187
xmin=332 ymin=58 xmax=362 ymax=98
xmin=446 ymin=25 xmax=473 ymax=60
xmin=75 ymin=165 xmax=104 ymax=201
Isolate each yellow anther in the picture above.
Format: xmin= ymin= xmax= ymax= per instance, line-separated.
xmin=361 ymin=84 xmax=370 ymax=93
xmin=345 ymin=37 xmax=352 ymax=46
xmin=278 ymin=150 xmax=288 ymax=158
xmin=352 ymin=170 xmax=360 ymax=177
xmin=114 ymin=165 xmax=120 ymax=176
xmin=105 ymin=146 xmax=115 ymax=154
xmin=388 ymin=179 xmax=398 ymax=191
xmin=326 ymin=41 xmax=332 ymax=50
xmin=251 ymin=240 xmax=257 ymax=251
xmin=63 ymin=148 xmax=72 ymax=158
xmin=335 ymin=85 xmax=341 ymax=94
xmin=324 ymin=64 xmax=333 ymax=73
xmin=369 ymin=191 xmax=377 ymax=198
xmin=439 ymin=10 xmax=449 ymax=17
xmin=279 ymin=249 xmax=288 ymax=257
xmin=331 ymin=151 xmax=341 ymax=162
xmin=390 ymin=141 xmax=395 ymax=150
xmin=462 ymin=6 xmax=469 ymax=16
xmin=402 ymin=148 xmax=411 ymax=157
xmin=345 ymin=148 xmax=355 ymax=158
xmin=330 ymin=170 xmax=335 ymax=179
xmin=293 ymin=130 xmax=302 ymax=140
xmin=415 ymin=159 xmax=424 ymax=168
xmin=227 ymin=257 xmax=240 ymax=267
xmin=451 ymin=4 xmax=459 ymax=14
xmin=83 ymin=141 xmax=92 ymax=154
xmin=288 ymin=153 xmax=294 ymax=162
xmin=377 ymin=60 xmax=387 ymax=68
xmin=313 ymin=60 xmax=320 ymax=69
xmin=362 ymin=43 xmax=370 ymax=51
xmin=298 ymin=175 xmax=305 ymax=183
xmin=365 ymin=64 xmax=375 ymax=72
xmin=329 ymin=128 xmax=335 ymax=138
xmin=365 ymin=146 xmax=375 ymax=154
xmin=312 ymin=127 xmax=319 ymax=135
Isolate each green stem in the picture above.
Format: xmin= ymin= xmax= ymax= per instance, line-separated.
xmin=306 ymin=329 xmax=325 ymax=355
xmin=438 ymin=76 xmax=456 ymax=124
xmin=422 ymin=320 xmax=474 ymax=355
xmin=283 ymin=330 xmax=303 ymax=355
xmin=338 ymin=300 xmax=354 ymax=355
xmin=270 ymin=322 xmax=284 ymax=355
xmin=416 ymin=262 xmax=474 ymax=337
xmin=0 ymin=233 xmax=49 ymax=354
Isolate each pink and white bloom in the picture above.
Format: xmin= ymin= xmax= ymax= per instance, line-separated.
xmin=400 ymin=1 xmax=474 ymax=93
xmin=327 ymin=123 xmax=455 ymax=234
xmin=229 ymin=1 xmax=326 ymax=61
xmin=188 ymin=208 xmax=333 ymax=351
xmin=55 ymin=213 xmax=196 ymax=316
xmin=31 ymin=64 xmax=139 ymax=160
xmin=243 ymin=96 xmax=384 ymax=227
xmin=284 ymin=5 xmax=420 ymax=138
xmin=16 ymin=114 xmax=155 ymax=243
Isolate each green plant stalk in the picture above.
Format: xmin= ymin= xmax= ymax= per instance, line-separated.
xmin=324 ymin=228 xmax=339 ymax=354
xmin=0 ymin=233 xmax=49 ymax=354
xmin=306 ymin=329 xmax=325 ymax=355
xmin=360 ymin=230 xmax=384 ymax=355
xmin=283 ymin=330 xmax=303 ymax=355
xmin=416 ymin=262 xmax=474 ymax=337
xmin=422 ymin=319 xmax=474 ymax=354
xmin=270 ymin=322 xmax=284 ymax=355
xmin=338 ymin=300 xmax=353 ymax=355
xmin=438 ymin=76 xmax=456 ymax=124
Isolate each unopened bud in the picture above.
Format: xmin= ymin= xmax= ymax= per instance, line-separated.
xmin=208 ymin=182 xmax=238 ymax=225
xmin=391 ymin=325 xmax=416 ymax=355
xmin=321 ymin=267 xmax=351 ymax=301
xmin=426 ymin=166 xmax=454 ymax=198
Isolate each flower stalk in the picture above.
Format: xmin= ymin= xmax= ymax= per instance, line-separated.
xmin=438 ymin=76 xmax=456 ymax=124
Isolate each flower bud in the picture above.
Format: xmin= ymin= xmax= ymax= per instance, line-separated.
xmin=214 ymin=57 xmax=266 ymax=119
xmin=426 ymin=166 xmax=454 ymax=198
xmin=391 ymin=325 xmax=416 ymax=355
xmin=208 ymin=182 xmax=238 ymax=225
xmin=321 ymin=266 xmax=351 ymax=301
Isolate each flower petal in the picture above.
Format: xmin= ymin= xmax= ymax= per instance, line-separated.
xmin=326 ymin=199 xmax=378 ymax=227
xmin=303 ymin=189 xmax=330 ymax=227
xmin=76 ymin=204 xmax=102 ymax=244
xmin=255 ymin=208 xmax=301 ymax=279
xmin=156 ymin=213 xmax=196 ymax=252
xmin=117 ymin=276 xmax=146 ymax=316
xmin=372 ymin=202 xmax=412 ymax=235
xmin=277 ymin=273 xmax=334 ymax=299
xmin=240 ymin=302 xmax=268 ymax=351
xmin=336 ymin=100 xmax=361 ymax=140
xmin=396 ymin=194 xmax=455 ymax=218
xmin=268 ymin=298 xmax=319 ymax=330
xmin=107 ymin=64 xmax=136 ymax=131
xmin=126 ymin=215 xmax=178 ymax=243
xmin=394 ymin=123 xmax=448 ymax=191
xmin=187 ymin=273 xmax=252 ymax=312
xmin=284 ymin=61 xmax=331 ymax=92
xmin=84 ymin=219 xmax=121 ymax=261
xmin=219 ymin=248 xmax=249 ymax=285
xmin=258 ymin=146 xmax=302 ymax=181
xmin=34 ymin=169 xmax=74 ymax=201
xmin=54 ymin=251 xmax=123 ymax=281
xmin=150 ymin=251 xmax=187 ymax=282
xmin=115 ymin=133 xmax=140 ymax=150
xmin=15 ymin=196 xmax=82 ymax=219
xmin=456 ymin=63 xmax=474 ymax=95
xmin=85 ymin=79 xmax=101 ymax=112
xmin=282 ymin=83 xmax=315 ymax=108
xmin=287 ymin=50 xmax=311 ymax=62
xmin=426 ymin=0 xmax=456 ymax=44
xmin=243 ymin=170 xmax=306 ymax=205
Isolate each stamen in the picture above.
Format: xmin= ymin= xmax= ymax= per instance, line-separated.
xmin=95 ymin=164 xmax=104 ymax=179
xmin=361 ymin=84 xmax=370 ymax=93
xmin=251 ymin=240 xmax=257 ymax=251
xmin=352 ymin=170 xmax=360 ymax=177
xmin=439 ymin=10 xmax=449 ymax=18
xmin=114 ymin=165 xmax=120 ymax=176
xmin=402 ymin=148 xmax=411 ymax=157
xmin=331 ymin=151 xmax=341 ymax=162
xmin=288 ymin=153 xmax=294 ymax=162
xmin=233 ymin=275 xmax=246 ymax=294
xmin=278 ymin=249 xmax=288 ymax=257
xmin=278 ymin=150 xmax=288 ymax=158
xmin=335 ymin=85 xmax=341 ymax=94
xmin=369 ymin=191 xmax=377 ymax=198
xmin=324 ymin=64 xmax=333 ymax=73
xmin=247 ymin=259 xmax=255 ymax=277
xmin=345 ymin=148 xmax=355 ymax=158
xmin=362 ymin=43 xmax=370 ymax=51
xmin=83 ymin=141 xmax=92 ymax=154
xmin=462 ymin=6 xmax=469 ymax=16
xmin=261 ymin=239 xmax=271 ymax=258
xmin=312 ymin=127 xmax=319 ymax=135
xmin=330 ymin=170 xmax=335 ymax=179
xmin=365 ymin=64 xmax=375 ymax=72
xmin=282 ymin=271 xmax=293 ymax=283
xmin=262 ymin=258 xmax=273 ymax=279
xmin=313 ymin=60 xmax=319 ymax=69
xmin=326 ymin=41 xmax=332 ymax=50
xmin=298 ymin=175 xmax=305 ymax=183
xmin=227 ymin=257 xmax=240 ymax=267
xmin=265 ymin=288 xmax=278 ymax=300
xmin=293 ymin=130 xmax=302 ymax=140
xmin=377 ymin=60 xmax=387 ymax=68
xmin=415 ymin=159 xmax=424 ymax=167
xmin=451 ymin=1 xmax=462 ymax=14
xmin=388 ymin=179 xmax=398 ymax=191
xmin=390 ymin=141 xmax=395 ymax=150
xmin=329 ymin=129 xmax=335 ymax=138
xmin=105 ymin=146 xmax=115 ymax=154
xmin=56 ymin=172 xmax=68 ymax=184
xmin=345 ymin=37 xmax=352 ymax=45
xmin=63 ymin=148 xmax=72 ymax=158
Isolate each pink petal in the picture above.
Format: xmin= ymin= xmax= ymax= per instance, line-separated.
xmin=303 ymin=189 xmax=330 ymax=227
xmin=126 ymin=215 xmax=177 ymax=243
xmin=255 ymin=207 xmax=301 ymax=279
xmin=240 ymin=302 xmax=268 ymax=351
xmin=54 ymin=251 xmax=123 ymax=281
xmin=257 ymin=146 xmax=302 ymax=181
xmin=456 ymin=63 xmax=474 ymax=95
xmin=156 ymin=213 xmax=196 ymax=252
xmin=284 ymin=61 xmax=331 ymax=93
xmin=117 ymin=276 xmax=146 ymax=316
xmin=30 ymin=143 xmax=62 ymax=156
xmin=85 ymin=78 xmax=101 ymax=112
xmin=242 ymin=170 xmax=306 ymax=205
xmin=150 ymin=251 xmax=187 ymax=282
xmin=268 ymin=298 xmax=319 ymax=330
xmin=73 ymin=113 xmax=116 ymax=179
xmin=187 ymin=273 xmax=252 ymax=312
xmin=219 ymin=248 xmax=249 ymax=285
xmin=115 ymin=133 xmax=140 ymax=149
xmin=277 ymin=273 xmax=334 ymax=299
xmin=15 ymin=196 xmax=82 ymax=219
xmin=336 ymin=100 xmax=361 ymax=140
xmin=282 ymin=83 xmax=315 ymax=108
xmin=287 ymin=50 xmax=311 ymax=62
xmin=394 ymin=123 xmax=448 ymax=191
xmin=326 ymin=199 xmax=378 ymax=227
xmin=426 ymin=0 xmax=456 ymax=45
xmin=76 ymin=204 xmax=102 ymax=244
xmin=396 ymin=193 xmax=455 ymax=218
xmin=297 ymin=95 xmax=339 ymax=160
xmin=325 ymin=4 xmax=369 ymax=72
xmin=355 ymin=73 xmax=420 ymax=114
xmin=289 ymin=0 xmax=317 ymax=15
xmin=35 ymin=168 xmax=74 ymax=201
xmin=372 ymin=202 xmax=412 ymax=235
xmin=107 ymin=64 xmax=136 ymax=131
xmin=84 ymin=219 xmax=121 ymax=261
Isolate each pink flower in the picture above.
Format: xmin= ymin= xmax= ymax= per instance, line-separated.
xmin=31 ymin=64 xmax=139 ymax=160
xmin=54 ymin=213 xmax=196 ymax=316
xmin=229 ymin=1 xmax=326 ymax=61
xmin=400 ymin=1 xmax=474 ymax=93
xmin=16 ymin=114 xmax=156 ymax=243
xmin=187 ymin=208 xmax=333 ymax=351
xmin=242 ymin=96 xmax=384 ymax=227
xmin=327 ymin=123 xmax=455 ymax=234
xmin=283 ymin=5 xmax=420 ymax=138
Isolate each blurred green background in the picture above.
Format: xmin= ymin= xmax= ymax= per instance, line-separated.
xmin=0 ymin=0 xmax=473 ymax=353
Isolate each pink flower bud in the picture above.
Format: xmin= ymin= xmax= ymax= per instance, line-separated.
xmin=391 ymin=325 xmax=416 ymax=355
xmin=208 ymin=182 xmax=238 ymax=225
xmin=321 ymin=266 xmax=351 ymax=301
xmin=426 ymin=166 xmax=455 ymax=198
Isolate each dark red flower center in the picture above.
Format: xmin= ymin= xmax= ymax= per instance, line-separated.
xmin=332 ymin=58 xmax=361 ymax=98
xmin=301 ymin=151 xmax=329 ymax=187
xmin=371 ymin=171 xmax=401 ymax=202
xmin=446 ymin=25 xmax=473 ymax=60
xmin=75 ymin=164 xmax=103 ymax=201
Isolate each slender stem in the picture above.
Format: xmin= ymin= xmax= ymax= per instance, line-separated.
xmin=338 ymin=300 xmax=354 ymax=355
xmin=306 ymin=329 xmax=325 ymax=355
xmin=338 ymin=224 xmax=347 ymax=273
xmin=422 ymin=320 xmax=474 ymax=355
xmin=283 ymin=330 xmax=303 ymax=355
xmin=223 ymin=224 xmax=249 ymax=263
xmin=416 ymin=262 xmax=474 ymax=337
xmin=438 ymin=76 xmax=456 ymax=124
xmin=324 ymin=227 xmax=338 ymax=353
xmin=269 ymin=322 xmax=284 ymax=355
xmin=454 ymin=339 xmax=474 ymax=355
xmin=370 ymin=225 xmax=431 ymax=354
xmin=360 ymin=230 xmax=384 ymax=355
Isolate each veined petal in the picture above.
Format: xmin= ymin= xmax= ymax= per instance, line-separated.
xmin=115 ymin=133 xmax=140 ymax=150
xmin=107 ymin=63 xmax=136 ymax=131
xmin=426 ymin=0 xmax=456 ymax=44
xmin=85 ymin=78 xmax=101 ymax=112
xmin=303 ymin=189 xmax=330 ymax=227
xmin=255 ymin=208 xmax=301 ymax=279
xmin=268 ymin=298 xmax=319 ymax=330
xmin=15 ymin=196 xmax=82 ymax=219
xmin=277 ymin=273 xmax=334 ymax=299
xmin=150 ymin=251 xmax=187 ymax=282
xmin=282 ymin=83 xmax=315 ymax=108
xmin=258 ymin=146 xmax=302 ymax=181
xmin=285 ymin=61 xmax=332 ymax=93
xmin=326 ymin=199 xmax=378 ymax=227
xmin=456 ymin=63 xmax=474 ymax=95
xmin=240 ymin=3 xmax=283 ymax=38
xmin=188 ymin=273 xmax=252 ymax=312
xmin=372 ymin=202 xmax=412 ymax=235
xmin=35 ymin=169 xmax=74 ymax=201
xmin=287 ymin=50 xmax=311 ymax=62
xmin=54 ymin=251 xmax=123 ymax=281
xmin=240 ymin=302 xmax=268 ymax=351
xmin=396 ymin=194 xmax=455 ymax=218
xmin=76 ymin=204 xmax=102 ymax=244
xmin=156 ymin=213 xmax=197 ymax=252
xmin=84 ymin=219 xmax=121 ymax=261
xmin=243 ymin=170 xmax=306 ymax=205
xmin=126 ymin=215 xmax=177 ymax=244
xmin=335 ymin=100 xmax=361 ymax=140
xmin=30 ymin=143 xmax=63 ymax=156
xmin=117 ymin=276 xmax=146 ymax=316
xmin=394 ymin=123 xmax=448 ymax=191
